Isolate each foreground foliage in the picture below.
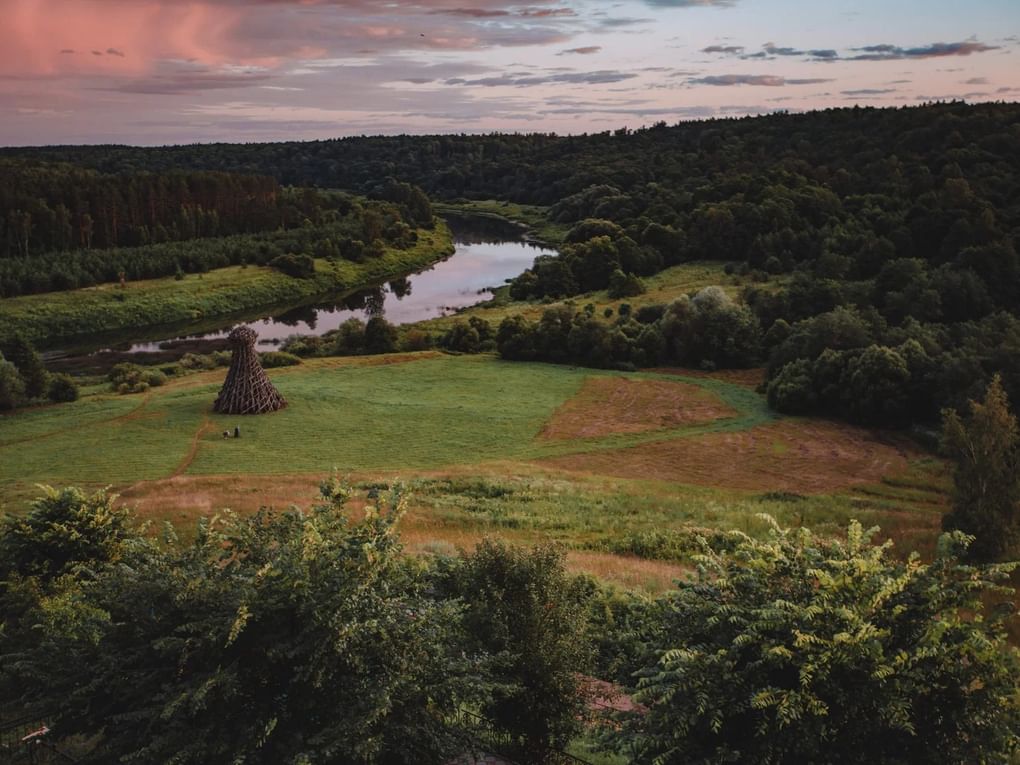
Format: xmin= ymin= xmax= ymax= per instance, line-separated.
xmin=1 ymin=482 xmax=479 ymax=764
xmin=611 ymin=518 xmax=1020 ymax=765
xmin=942 ymin=375 xmax=1020 ymax=561
xmin=437 ymin=538 xmax=597 ymax=760
xmin=2 ymin=481 xmax=1018 ymax=764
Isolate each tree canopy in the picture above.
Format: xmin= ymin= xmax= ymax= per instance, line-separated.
xmin=610 ymin=518 xmax=1020 ymax=765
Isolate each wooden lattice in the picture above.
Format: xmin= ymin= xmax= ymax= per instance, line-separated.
xmin=213 ymin=326 xmax=287 ymax=415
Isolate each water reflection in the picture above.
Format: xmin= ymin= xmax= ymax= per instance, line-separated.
xmin=101 ymin=216 xmax=553 ymax=353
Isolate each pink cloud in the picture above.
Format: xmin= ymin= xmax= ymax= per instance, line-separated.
xmin=3 ymin=0 xmax=571 ymax=81
xmin=3 ymin=0 xmax=251 ymax=78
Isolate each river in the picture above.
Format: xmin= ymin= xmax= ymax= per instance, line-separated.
xmin=54 ymin=214 xmax=553 ymax=358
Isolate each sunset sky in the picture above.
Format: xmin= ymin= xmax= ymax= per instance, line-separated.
xmin=2 ymin=0 xmax=1018 ymax=146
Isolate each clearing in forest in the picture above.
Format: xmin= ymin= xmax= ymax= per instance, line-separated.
xmin=0 ymin=353 xmax=949 ymax=590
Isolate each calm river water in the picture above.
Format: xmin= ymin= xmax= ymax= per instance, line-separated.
xmin=75 ymin=215 xmax=553 ymax=355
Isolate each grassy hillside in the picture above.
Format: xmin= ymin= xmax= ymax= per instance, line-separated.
xmin=0 ymin=353 xmax=946 ymax=590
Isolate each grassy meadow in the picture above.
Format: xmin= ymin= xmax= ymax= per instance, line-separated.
xmin=0 ymin=352 xmax=948 ymax=592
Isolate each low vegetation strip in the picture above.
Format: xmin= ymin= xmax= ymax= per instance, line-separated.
xmin=652 ymin=366 xmax=766 ymax=390
xmin=0 ymin=224 xmax=454 ymax=345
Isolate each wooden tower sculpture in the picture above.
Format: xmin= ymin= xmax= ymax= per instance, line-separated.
xmin=213 ymin=327 xmax=287 ymax=415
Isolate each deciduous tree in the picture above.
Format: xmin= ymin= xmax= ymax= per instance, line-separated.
xmin=611 ymin=519 xmax=1020 ymax=765
xmin=941 ymin=375 xmax=1020 ymax=561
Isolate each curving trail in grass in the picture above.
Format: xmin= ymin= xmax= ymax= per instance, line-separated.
xmin=0 ymin=394 xmax=152 ymax=448
xmin=172 ymin=416 xmax=214 ymax=478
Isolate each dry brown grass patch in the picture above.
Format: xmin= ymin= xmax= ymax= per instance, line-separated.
xmin=540 ymin=376 xmax=735 ymax=441
xmin=117 ymin=473 xmax=323 ymax=523
xmin=541 ymin=418 xmax=922 ymax=494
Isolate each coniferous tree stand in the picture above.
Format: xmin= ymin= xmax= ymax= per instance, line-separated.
xmin=213 ymin=327 xmax=287 ymax=415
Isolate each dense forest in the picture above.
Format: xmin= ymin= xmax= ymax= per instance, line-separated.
xmin=0 ymin=168 xmax=434 ymax=296
xmin=0 ymin=162 xmax=284 ymax=256
xmin=3 ymin=102 xmax=1019 ymax=426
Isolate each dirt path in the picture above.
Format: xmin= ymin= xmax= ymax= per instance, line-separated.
xmin=171 ymin=416 xmax=214 ymax=478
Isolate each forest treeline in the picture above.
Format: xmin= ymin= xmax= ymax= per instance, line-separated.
xmin=0 ymin=161 xmax=283 ymax=256
xmin=3 ymin=101 xmax=1019 ymax=426
xmin=0 ymin=168 xmax=434 ymax=296
xmin=4 ymin=102 xmax=1017 ymax=209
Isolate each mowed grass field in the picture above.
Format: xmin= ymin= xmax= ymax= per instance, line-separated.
xmin=0 ymin=353 xmax=948 ymax=590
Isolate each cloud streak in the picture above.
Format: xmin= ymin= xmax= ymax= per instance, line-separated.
xmin=0 ymin=0 xmax=1016 ymax=145
xmin=689 ymin=74 xmax=833 ymax=87
xmin=705 ymin=38 xmax=1001 ymax=63
xmin=447 ymin=69 xmax=638 ymax=87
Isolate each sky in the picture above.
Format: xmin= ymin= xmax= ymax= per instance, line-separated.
xmin=1 ymin=0 xmax=1018 ymax=146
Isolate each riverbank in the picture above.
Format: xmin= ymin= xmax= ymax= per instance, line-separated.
xmin=432 ymin=200 xmax=568 ymax=245
xmin=0 ymin=222 xmax=454 ymax=347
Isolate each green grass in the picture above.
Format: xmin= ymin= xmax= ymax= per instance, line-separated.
xmin=1 ymin=354 xmax=945 ymax=572
xmin=400 ymin=470 xmax=943 ymax=555
xmin=0 ymin=355 xmax=588 ymax=494
xmin=0 ymin=356 xmax=775 ymax=493
xmin=0 ymin=224 xmax=454 ymax=346
xmin=191 ymin=355 xmax=591 ymax=474
xmin=0 ymin=351 xmax=951 ymax=603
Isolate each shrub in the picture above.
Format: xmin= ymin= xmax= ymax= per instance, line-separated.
xmin=400 ymin=328 xmax=434 ymax=352
xmin=269 ymin=252 xmax=316 ymax=278
xmin=0 ymin=334 xmax=49 ymax=399
xmin=0 ymin=486 xmax=132 ymax=582
xmin=442 ymin=539 xmax=596 ymax=760
xmin=364 ymin=316 xmax=398 ymax=354
xmin=440 ymin=317 xmax=493 ymax=354
xmin=607 ymin=269 xmax=645 ymax=299
xmin=109 ymin=363 xmax=166 ymax=394
xmin=258 ymin=351 xmax=302 ymax=368
xmin=47 ymin=373 xmax=79 ymax=403
xmin=1 ymin=481 xmax=478 ymax=765
xmin=941 ymin=375 xmax=1020 ymax=561
xmin=178 ymin=352 xmax=231 ymax=371
xmin=0 ymin=355 xmax=26 ymax=410
xmin=612 ymin=519 xmax=1020 ymax=765
xmin=179 ymin=352 xmax=219 ymax=371
xmin=144 ymin=370 xmax=167 ymax=388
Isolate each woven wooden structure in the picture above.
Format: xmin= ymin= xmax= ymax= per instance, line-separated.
xmin=213 ymin=326 xmax=287 ymax=415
